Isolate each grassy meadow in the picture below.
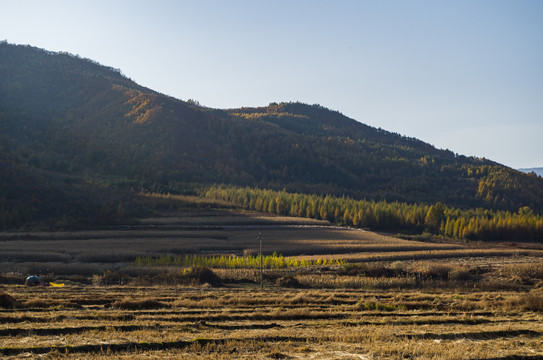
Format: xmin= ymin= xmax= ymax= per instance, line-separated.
xmin=1 ymin=207 xmax=543 ymax=358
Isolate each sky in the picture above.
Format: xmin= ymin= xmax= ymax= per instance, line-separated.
xmin=1 ymin=0 xmax=542 ymax=169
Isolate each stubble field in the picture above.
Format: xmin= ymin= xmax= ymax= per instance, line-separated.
xmin=1 ymin=209 xmax=543 ymax=359
xmin=2 ymin=286 xmax=543 ymax=359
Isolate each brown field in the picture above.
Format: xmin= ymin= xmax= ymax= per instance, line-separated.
xmin=2 ymin=209 xmax=539 ymax=273
xmin=1 ymin=286 xmax=543 ymax=359
xmin=1 ymin=209 xmax=543 ymax=358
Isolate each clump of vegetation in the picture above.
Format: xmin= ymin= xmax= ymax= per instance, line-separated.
xmin=506 ymin=288 xmax=543 ymax=312
xmin=498 ymin=263 xmax=543 ymax=285
xmin=183 ymin=266 xmax=222 ymax=287
xmin=92 ymin=269 xmax=126 ymax=285
xmin=447 ymin=267 xmax=473 ymax=281
xmin=418 ymin=264 xmax=454 ymax=281
xmin=0 ymin=293 xmax=19 ymax=308
xmin=415 ymin=263 xmax=483 ymax=281
xmin=276 ymin=275 xmax=303 ymax=288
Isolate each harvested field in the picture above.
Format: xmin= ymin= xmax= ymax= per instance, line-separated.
xmin=1 ymin=286 xmax=542 ymax=359
xmin=1 ymin=209 xmax=543 ymax=358
xmin=1 ymin=210 xmax=541 ymax=273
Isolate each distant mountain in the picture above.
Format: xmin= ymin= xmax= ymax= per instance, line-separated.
xmin=2 ymin=42 xmax=543 ymax=226
xmin=519 ymin=167 xmax=543 ymax=177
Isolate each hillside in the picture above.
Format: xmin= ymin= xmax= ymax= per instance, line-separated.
xmin=2 ymin=42 xmax=543 ymax=227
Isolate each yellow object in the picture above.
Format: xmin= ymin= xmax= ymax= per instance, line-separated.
xmin=49 ymin=282 xmax=65 ymax=287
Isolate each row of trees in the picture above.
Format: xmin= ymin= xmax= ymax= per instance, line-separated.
xmin=0 ymin=205 xmax=32 ymax=230
xmin=134 ymin=253 xmax=345 ymax=269
xmin=203 ymin=185 xmax=543 ymax=242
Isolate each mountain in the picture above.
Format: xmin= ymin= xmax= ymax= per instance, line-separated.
xmin=2 ymin=42 xmax=543 ymax=227
xmin=519 ymin=168 xmax=543 ymax=177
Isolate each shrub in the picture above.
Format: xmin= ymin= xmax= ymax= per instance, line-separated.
xmin=0 ymin=293 xmax=18 ymax=308
xmin=506 ymin=289 xmax=543 ymax=312
xmin=276 ymin=275 xmax=303 ymax=288
xmin=419 ymin=264 xmax=453 ymax=280
xmin=448 ymin=268 xmax=473 ymax=281
xmin=338 ymin=263 xmax=367 ymax=276
xmin=500 ymin=263 xmax=543 ymax=282
xmin=390 ymin=261 xmax=406 ymax=272
xmin=183 ymin=267 xmax=222 ymax=287
xmin=93 ymin=269 xmax=125 ymax=285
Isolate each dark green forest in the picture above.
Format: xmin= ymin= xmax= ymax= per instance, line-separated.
xmin=1 ymin=41 xmax=543 ymax=237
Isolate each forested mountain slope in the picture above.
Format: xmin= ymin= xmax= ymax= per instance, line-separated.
xmin=1 ymin=42 xmax=543 ymax=227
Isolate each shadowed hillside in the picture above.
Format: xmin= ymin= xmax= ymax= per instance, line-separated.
xmin=1 ymin=42 xmax=543 ymax=228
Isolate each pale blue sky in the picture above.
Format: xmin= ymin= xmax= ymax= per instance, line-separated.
xmin=1 ymin=0 xmax=542 ymax=168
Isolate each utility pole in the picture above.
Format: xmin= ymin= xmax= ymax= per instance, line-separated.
xmin=258 ymin=232 xmax=263 ymax=289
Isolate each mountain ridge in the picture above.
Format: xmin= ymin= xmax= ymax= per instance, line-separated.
xmin=519 ymin=167 xmax=543 ymax=177
xmin=1 ymin=42 xmax=543 ymax=228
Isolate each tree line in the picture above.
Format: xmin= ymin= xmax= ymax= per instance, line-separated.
xmin=134 ymin=253 xmax=345 ymax=269
xmin=203 ymin=185 xmax=543 ymax=243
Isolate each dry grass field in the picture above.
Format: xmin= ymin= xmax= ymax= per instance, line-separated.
xmin=2 ymin=209 xmax=540 ymax=274
xmin=1 ymin=286 xmax=543 ymax=359
xmin=1 ymin=209 xmax=543 ymax=358
xmin=0 ymin=210 xmax=468 ymax=275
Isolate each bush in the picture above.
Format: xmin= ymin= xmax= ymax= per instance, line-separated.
xmin=0 ymin=293 xmax=18 ymax=308
xmin=500 ymin=263 xmax=543 ymax=282
xmin=419 ymin=264 xmax=453 ymax=280
xmin=448 ymin=268 xmax=473 ymax=281
xmin=390 ymin=261 xmax=406 ymax=272
xmin=93 ymin=269 xmax=125 ymax=285
xmin=275 ymin=275 xmax=303 ymax=288
xmin=183 ymin=267 xmax=222 ymax=287
xmin=338 ymin=263 xmax=367 ymax=276
xmin=506 ymin=289 xmax=543 ymax=312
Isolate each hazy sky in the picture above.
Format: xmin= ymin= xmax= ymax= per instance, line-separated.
xmin=2 ymin=0 xmax=542 ymax=168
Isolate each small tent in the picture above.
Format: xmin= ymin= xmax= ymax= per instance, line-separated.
xmin=25 ymin=275 xmax=41 ymax=286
